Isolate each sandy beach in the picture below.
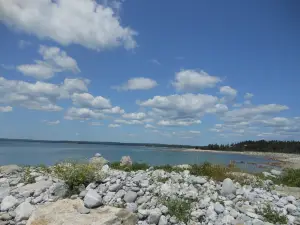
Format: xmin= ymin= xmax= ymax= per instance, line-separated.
xmin=181 ymin=148 xmax=300 ymax=169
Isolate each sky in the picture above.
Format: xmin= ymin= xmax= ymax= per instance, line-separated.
xmin=0 ymin=0 xmax=300 ymax=145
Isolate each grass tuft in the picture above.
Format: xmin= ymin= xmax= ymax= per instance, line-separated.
xmin=257 ymin=204 xmax=288 ymax=224
xmin=153 ymin=164 xmax=185 ymax=173
xmin=53 ymin=161 xmax=104 ymax=195
xmin=110 ymin=162 xmax=150 ymax=171
xmin=22 ymin=167 xmax=35 ymax=184
xmin=162 ymin=198 xmax=192 ymax=223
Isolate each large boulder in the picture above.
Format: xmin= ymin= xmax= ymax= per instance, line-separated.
xmin=84 ymin=189 xmax=103 ymax=208
xmin=89 ymin=154 xmax=108 ymax=168
xmin=17 ymin=180 xmax=52 ymax=197
xmin=0 ymin=186 xmax=10 ymax=201
xmin=221 ymin=178 xmax=236 ymax=196
xmin=1 ymin=195 xmax=18 ymax=211
xmin=15 ymin=202 xmax=35 ymax=221
xmin=0 ymin=165 xmax=21 ymax=175
xmin=26 ymin=199 xmax=138 ymax=225
xmin=120 ymin=156 xmax=132 ymax=167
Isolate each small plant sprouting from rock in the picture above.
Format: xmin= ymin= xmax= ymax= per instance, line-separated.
xmin=22 ymin=167 xmax=35 ymax=184
xmin=258 ymin=204 xmax=288 ymax=224
xmin=156 ymin=176 xmax=169 ymax=183
xmin=110 ymin=162 xmax=150 ymax=172
xmin=53 ymin=161 xmax=104 ymax=195
xmin=163 ymin=198 xmax=192 ymax=223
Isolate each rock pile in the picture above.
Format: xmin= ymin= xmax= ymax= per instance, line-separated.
xmin=1 ymin=155 xmax=300 ymax=225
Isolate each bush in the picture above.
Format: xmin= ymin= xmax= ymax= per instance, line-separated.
xmin=22 ymin=167 xmax=35 ymax=184
xmin=53 ymin=161 xmax=103 ymax=194
xmin=276 ymin=168 xmax=300 ymax=187
xmin=163 ymin=198 xmax=192 ymax=223
xmin=189 ymin=162 xmax=230 ymax=181
xmin=110 ymin=162 xmax=149 ymax=171
xmin=153 ymin=164 xmax=184 ymax=173
xmin=258 ymin=204 xmax=288 ymax=224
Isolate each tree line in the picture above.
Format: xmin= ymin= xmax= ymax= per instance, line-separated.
xmin=195 ymin=140 xmax=300 ymax=154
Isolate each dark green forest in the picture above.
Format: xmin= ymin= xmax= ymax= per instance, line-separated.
xmin=196 ymin=140 xmax=300 ymax=154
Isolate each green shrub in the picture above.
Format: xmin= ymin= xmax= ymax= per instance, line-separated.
xmin=258 ymin=204 xmax=288 ymax=224
xmin=36 ymin=164 xmax=52 ymax=174
xmin=163 ymin=198 xmax=192 ymax=223
xmin=276 ymin=168 xmax=300 ymax=187
xmin=153 ymin=164 xmax=184 ymax=173
xmin=110 ymin=162 xmax=149 ymax=171
xmin=53 ymin=161 xmax=103 ymax=194
xmin=189 ymin=162 xmax=230 ymax=181
xmin=156 ymin=176 xmax=169 ymax=183
xmin=22 ymin=167 xmax=35 ymax=184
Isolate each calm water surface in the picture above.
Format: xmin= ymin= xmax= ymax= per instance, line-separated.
xmin=0 ymin=141 xmax=273 ymax=172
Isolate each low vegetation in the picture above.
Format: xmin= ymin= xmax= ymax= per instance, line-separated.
xmin=275 ymin=168 xmax=300 ymax=187
xmin=153 ymin=164 xmax=185 ymax=173
xmin=257 ymin=204 xmax=288 ymax=224
xmin=22 ymin=166 xmax=35 ymax=184
xmin=53 ymin=161 xmax=104 ymax=194
xmin=110 ymin=162 xmax=150 ymax=171
xmin=163 ymin=198 xmax=192 ymax=223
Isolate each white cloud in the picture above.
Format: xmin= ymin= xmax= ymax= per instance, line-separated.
xmin=0 ymin=0 xmax=137 ymax=51
xmin=65 ymin=107 xmax=105 ymax=120
xmin=0 ymin=76 xmax=88 ymax=111
xmin=139 ymin=93 xmax=219 ymax=116
xmin=101 ymin=106 xmax=125 ymax=114
xmin=145 ymin=124 xmax=156 ymax=129
xmin=172 ymin=70 xmax=221 ymax=91
xmin=223 ymin=104 xmax=289 ymax=121
xmin=89 ymin=122 xmax=103 ymax=126
xmin=113 ymin=77 xmax=157 ymax=91
xmin=149 ymin=59 xmax=160 ymax=65
xmin=17 ymin=45 xmax=80 ymax=79
xmin=42 ymin=120 xmax=60 ymax=125
xmin=71 ymin=93 xmax=112 ymax=109
xmin=244 ymin=92 xmax=254 ymax=99
xmin=220 ymin=86 xmax=237 ymax=97
xmin=157 ymin=119 xmax=201 ymax=126
xmin=122 ymin=112 xmax=146 ymax=120
xmin=17 ymin=63 xmax=55 ymax=80
xmin=115 ymin=119 xmax=143 ymax=125
xmin=0 ymin=106 xmax=12 ymax=112
xmin=108 ymin=124 xmax=120 ymax=128
xmin=260 ymin=117 xmax=291 ymax=127
xmin=18 ymin=40 xmax=31 ymax=49
xmin=189 ymin=130 xmax=201 ymax=134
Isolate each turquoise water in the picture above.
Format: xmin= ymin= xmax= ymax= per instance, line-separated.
xmin=0 ymin=141 xmax=273 ymax=172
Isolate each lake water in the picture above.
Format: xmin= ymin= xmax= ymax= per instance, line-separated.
xmin=0 ymin=141 xmax=273 ymax=172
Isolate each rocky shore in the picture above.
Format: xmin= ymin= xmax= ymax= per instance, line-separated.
xmin=1 ymin=154 xmax=300 ymax=225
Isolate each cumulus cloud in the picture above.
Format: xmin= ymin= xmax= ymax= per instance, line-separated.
xmin=108 ymin=124 xmax=121 ymax=128
xmin=145 ymin=124 xmax=156 ymax=129
xmin=157 ymin=119 xmax=201 ymax=126
xmin=65 ymin=107 xmax=105 ymax=120
xmin=220 ymin=86 xmax=237 ymax=103
xmin=18 ymin=40 xmax=31 ymax=49
xmin=0 ymin=106 xmax=12 ymax=112
xmin=101 ymin=106 xmax=125 ymax=114
xmin=0 ymin=76 xmax=88 ymax=112
xmin=89 ymin=122 xmax=103 ymax=126
xmin=115 ymin=119 xmax=143 ymax=125
xmin=122 ymin=112 xmax=146 ymax=120
xmin=17 ymin=45 xmax=80 ymax=79
xmin=223 ymin=104 xmax=289 ymax=122
xmin=42 ymin=120 xmax=60 ymax=125
xmin=71 ymin=93 xmax=112 ymax=109
xmin=139 ymin=93 xmax=219 ymax=117
xmin=0 ymin=0 xmax=136 ymax=51
xmin=172 ymin=70 xmax=221 ymax=91
xmin=113 ymin=77 xmax=157 ymax=91
xmin=244 ymin=92 xmax=254 ymax=99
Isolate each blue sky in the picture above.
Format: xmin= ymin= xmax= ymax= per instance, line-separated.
xmin=0 ymin=0 xmax=299 ymax=145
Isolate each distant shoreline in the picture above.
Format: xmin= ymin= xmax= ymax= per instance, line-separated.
xmin=178 ymin=148 xmax=300 ymax=169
